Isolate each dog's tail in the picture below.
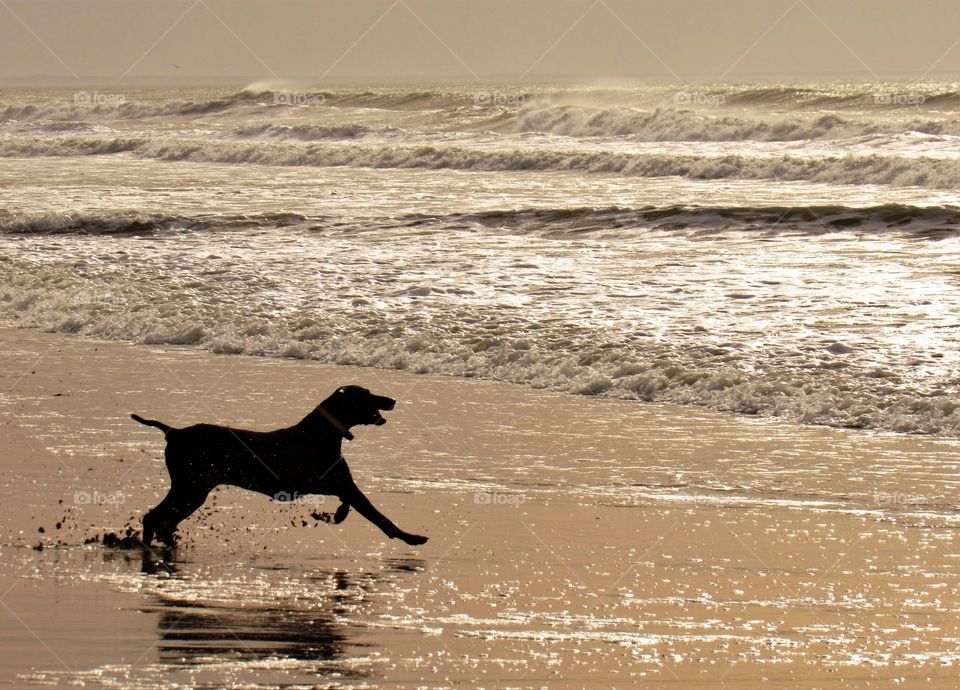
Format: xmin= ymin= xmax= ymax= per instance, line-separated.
xmin=130 ymin=413 xmax=173 ymax=434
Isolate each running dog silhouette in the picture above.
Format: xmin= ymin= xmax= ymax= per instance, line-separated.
xmin=132 ymin=385 xmax=428 ymax=548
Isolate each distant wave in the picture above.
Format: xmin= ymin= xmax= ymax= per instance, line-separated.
xmin=192 ymin=84 xmax=960 ymax=113
xmin=444 ymin=204 xmax=960 ymax=235
xmin=231 ymin=123 xmax=405 ymax=141
xmin=721 ymin=85 xmax=960 ymax=109
xmin=308 ymin=90 xmax=477 ymax=110
xmin=3 ymin=82 xmax=960 ymax=125
xmin=0 ymin=120 xmax=113 ymax=134
xmin=0 ymin=211 xmax=310 ymax=236
xmin=0 ymin=90 xmax=270 ymax=122
xmin=0 ymin=136 xmax=142 ymax=156
xmin=142 ymin=141 xmax=960 ymax=189
xmin=0 ymin=88 xmax=474 ymax=123
xmin=4 ymin=135 xmax=957 ymax=190
xmin=4 ymin=204 xmax=957 ymax=238
xmin=512 ymin=105 xmax=960 ymax=141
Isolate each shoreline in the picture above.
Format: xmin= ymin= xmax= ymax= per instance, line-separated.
xmin=1 ymin=326 xmax=959 ymax=689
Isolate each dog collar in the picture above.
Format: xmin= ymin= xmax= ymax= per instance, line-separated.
xmin=315 ymin=405 xmax=354 ymax=441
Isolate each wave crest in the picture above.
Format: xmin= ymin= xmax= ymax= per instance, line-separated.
xmin=4 ymin=204 xmax=956 ymax=238
xmin=5 ymin=135 xmax=960 ymax=190
xmin=513 ymin=104 xmax=960 ymax=141
xmin=0 ymin=211 xmax=310 ymax=236
xmin=232 ymin=123 xmax=404 ymax=141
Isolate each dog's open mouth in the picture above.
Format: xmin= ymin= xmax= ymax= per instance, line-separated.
xmin=373 ymin=396 xmax=395 ymax=425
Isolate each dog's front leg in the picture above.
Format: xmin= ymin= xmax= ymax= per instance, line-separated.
xmin=341 ymin=484 xmax=428 ymax=545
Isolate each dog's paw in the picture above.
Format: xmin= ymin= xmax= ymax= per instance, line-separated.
xmin=401 ymin=533 xmax=428 ymax=546
xmin=334 ymin=503 xmax=350 ymax=524
xmin=156 ymin=530 xmax=179 ymax=548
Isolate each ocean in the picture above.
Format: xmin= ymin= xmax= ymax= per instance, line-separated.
xmin=2 ymin=80 xmax=960 ymax=436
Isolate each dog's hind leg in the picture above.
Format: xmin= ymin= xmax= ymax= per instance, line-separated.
xmin=142 ymin=484 xmax=211 ymax=547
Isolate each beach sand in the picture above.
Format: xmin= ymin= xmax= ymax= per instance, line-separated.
xmin=1 ymin=327 xmax=959 ymax=689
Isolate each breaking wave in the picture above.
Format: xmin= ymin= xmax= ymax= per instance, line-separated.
xmin=720 ymin=85 xmax=960 ymax=109
xmin=3 ymin=203 xmax=957 ymax=239
xmin=3 ymin=251 xmax=960 ymax=437
xmin=0 ymin=91 xmax=264 ymax=122
xmin=512 ymin=105 xmax=960 ymax=141
xmin=0 ymin=87 xmax=476 ymax=123
xmin=446 ymin=203 xmax=960 ymax=235
xmin=0 ymin=210 xmax=311 ymax=236
xmin=231 ymin=123 xmax=405 ymax=141
xmin=4 ymin=135 xmax=958 ymax=190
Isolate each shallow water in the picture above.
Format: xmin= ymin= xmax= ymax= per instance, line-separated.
xmin=2 ymin=331 xmax=960 ymax=688
xmin=4 ymin=498 xmax=960 ymax=689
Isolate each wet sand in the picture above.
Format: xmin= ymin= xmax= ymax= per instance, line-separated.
xmin=1 ymin=327 xmax=959 ymax=689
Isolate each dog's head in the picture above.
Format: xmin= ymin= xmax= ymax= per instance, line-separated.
xmin=325 ymin=385 xmax=396 ymax=428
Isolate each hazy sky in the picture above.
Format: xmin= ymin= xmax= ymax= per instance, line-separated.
xmin=3 ymin=0 xmax=960 ymax=84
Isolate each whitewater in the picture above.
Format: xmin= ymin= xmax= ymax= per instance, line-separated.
xmin=2 ymin=81 xmax=960 ymax=435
